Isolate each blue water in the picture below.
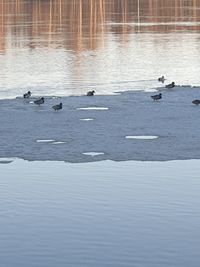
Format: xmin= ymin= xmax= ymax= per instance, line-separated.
xmin=1 ymin=159 xmax=200 ymax=266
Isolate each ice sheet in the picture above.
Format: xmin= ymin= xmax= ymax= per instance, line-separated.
xmin=1 ymin=86 xmax=200 ymax=162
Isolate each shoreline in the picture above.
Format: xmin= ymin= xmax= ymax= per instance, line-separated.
xmin=0 ymin=84 xmax=199 ymax=101
xmin=1 ymin=157 xmax=200 ymax=165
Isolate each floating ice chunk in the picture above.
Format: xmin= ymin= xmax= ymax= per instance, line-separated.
xmin=36 ymin=139 xmax=55 ymax=143
xmin=79 ymin=118 xmax=94 ymax=121
xmin=125 ymin=136 xmax=158 ymax=140
xmin=36 ymin=140 xmax=66 ymax=145
xmin=52 ymin=141 xmax=66 ymax=145
xmin=77 ymin=107 xmax=108 ymax=110
xmin=83 ymin=152 xmax=104 ymax=156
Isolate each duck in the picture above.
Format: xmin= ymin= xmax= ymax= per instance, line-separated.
xmin=166 ymin=82 xmax=175 ymax=88
xmin=52 ymin=102 xmax=62 ymax=111
xmin=158 ymin=76 xmax=165 ymax=83
xmin=192 ymin=99 xmax=200 ymax=105
xmin=23 ymin=91 xmax=31 ymax=99
xmin=151 ymin=93 xmax=162 ymax=101
xmin=87 ymin=90 xmax=95 ymax=96
xmin=34 ymin=97 xmax=44 ymax=105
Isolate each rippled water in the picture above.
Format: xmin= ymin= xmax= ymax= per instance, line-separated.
xmin=0 ymin=1 xmax=200 ymax=98
xmin=1 ymin=159 xmax=200 ymax=266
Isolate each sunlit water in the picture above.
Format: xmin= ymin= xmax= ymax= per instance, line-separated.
xmin=0 ymin=1 xmax=200 ymax=98
xmin=1 ymin=159 xmax=200 ymax=266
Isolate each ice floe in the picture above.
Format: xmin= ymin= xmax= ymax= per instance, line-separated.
xmin=1 ymin=86 xmax=200 ymax=162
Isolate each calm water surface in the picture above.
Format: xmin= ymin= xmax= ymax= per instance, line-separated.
xmin=0 ymin=0 xmax=200 ymax=98
xmin=1 ymin=159 xmax=200 ymax=266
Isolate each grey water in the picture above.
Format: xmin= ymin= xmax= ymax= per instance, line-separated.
xmin=1 ymin=159 xmax=200 ymax=267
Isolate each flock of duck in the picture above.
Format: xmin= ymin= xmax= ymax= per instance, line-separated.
xmin=23 ymin=91 xmax=62 ymax=110
xmin=152 ymin=76 xmax=200 ymax=105
xmin=23 ymin=89 xmax=96 ymax=110
xmin=22 ymin=77 xmax=200 ymax=108
xmin=151 ymin=76 xmax=175 ymax=101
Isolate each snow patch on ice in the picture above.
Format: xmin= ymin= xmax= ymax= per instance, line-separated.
xmin=36 ymin=140 xmax=55 ymax=143
xmin=77 ymin=107 xmax=108 ymax=110
xmin=52 ymin=141 xmax=66 ymax=145
xmin=125 ymin=136 xmax=158 ymax=140
xmin=83 ymin=152 xmax=105 ymax=156
xmin=79 ymin=118 xmax=94 ymax=121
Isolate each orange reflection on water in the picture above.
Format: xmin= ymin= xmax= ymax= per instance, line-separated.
xmin=0 ymin=0 xmax=200 ymax=53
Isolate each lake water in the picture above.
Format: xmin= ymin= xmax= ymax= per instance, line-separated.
xmin=1 ymin=159 xmax=200 ymax=267
xmin=1 ymin=2 xmax=200 ymax=266
xmin=0 ymin=0 xmax=200 ymax=98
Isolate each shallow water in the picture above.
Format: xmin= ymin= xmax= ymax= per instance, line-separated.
xmin=1 ymin=159 xmax=200 ymax=267
xmin=0 ymin=1 xmax=200 ymax=98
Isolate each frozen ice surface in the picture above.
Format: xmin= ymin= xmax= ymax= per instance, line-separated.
xmin=1 ymin=86 xmax=200 ymax=162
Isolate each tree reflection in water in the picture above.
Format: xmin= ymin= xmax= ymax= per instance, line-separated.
xmin=0 ymin=0 xmax=199 ymax=53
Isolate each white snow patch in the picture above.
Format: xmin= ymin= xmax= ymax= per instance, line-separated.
xmin=36 ymin=139 xmax=55 ymax=143
xmin=52 ymin=141 xmax=66 ymax=145
xmin=77 ymin=107 xmax=108 ymax=110
xmin=83 ymin=152 xmax=105 ymax=156
xmin=125 ymin=135 xmax=158 ymax=140
xmin=79 ymin=118 xmax=94 ymax=121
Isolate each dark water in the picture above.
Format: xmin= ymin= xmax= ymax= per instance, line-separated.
xmin=0 ymin=0 xmax=200 ymax=98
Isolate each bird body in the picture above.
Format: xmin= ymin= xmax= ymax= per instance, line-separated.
xmin=52 ymin=102 xmax=62 ymax=111
xmin=151 ymin=93 xmax=162 ymax=101
xmin=23 ymin=91 xmax=31 ymax=99
xmin=34 ymin=97 xmax=44 ymax=105
xmin=192 ymin=99 xmax=200 ymax=105
xmin=166 ymin=82 xmax=175 ymax=88
xmin=158 ymin=76 xmax=165 ymax=83
xmin=87 ymin=90 xmax=95 ymax=96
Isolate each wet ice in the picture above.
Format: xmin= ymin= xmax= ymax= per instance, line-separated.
xmin=1 ymin=86 xmax=200 ymax=162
